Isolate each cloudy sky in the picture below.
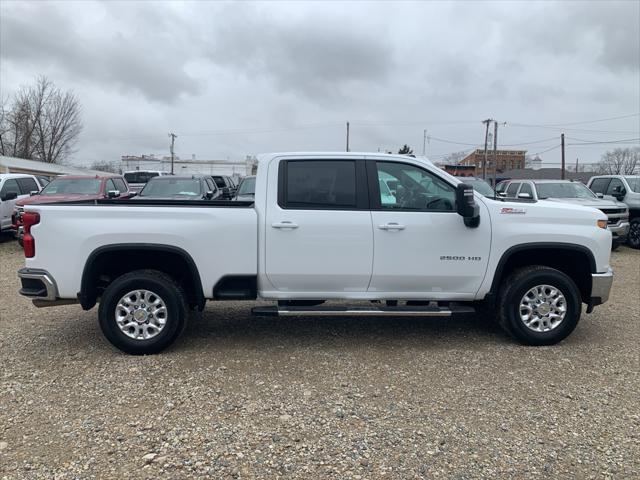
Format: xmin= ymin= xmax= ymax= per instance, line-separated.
xmin=1 ymin=0 xmax=638 ymax=168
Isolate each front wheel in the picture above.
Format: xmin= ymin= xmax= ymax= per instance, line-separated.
xmin=497 ymin=266 xmax=581 ymax=346
xmin=628 ymin=218 xmax=640 ymax=249
xmin=98 ymin=270 xmax=187 ymax=355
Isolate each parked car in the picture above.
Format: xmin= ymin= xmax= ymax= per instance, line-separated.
xmin=17 ymin=152 xmax=613 ymax=354
xmin=135 ymin=175 xmax=221 ymax=200
xmin=123 ymin=170 xmax=171 ymax=193
xmin=587 ymin=175 xmax=640 ymax=249
xmin=12 ymin=175 xmax=133 ymax=242
xmin=498 ymin=179 xmax=629 ymax=248
xmin=211 ymin=175 xmax=237 ymax=199
xmin=462 ymin=177 xmax=495 ymax=198
xmin=234 ymin=176 xmax=256 ymax=201
xmin=0 ymin=174 xmax=45 ymax=233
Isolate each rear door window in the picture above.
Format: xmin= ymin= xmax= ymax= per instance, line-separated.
xmin=280 ymin=160 xmax=357 ymax=209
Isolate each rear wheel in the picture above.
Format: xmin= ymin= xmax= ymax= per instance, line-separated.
xmin=497 ymin=266 xmax=581 ymax=345
xmin=628 ymin=218 xmax=640 ymax=249
xmin=98 ymin=270 xmax=186 ymax=354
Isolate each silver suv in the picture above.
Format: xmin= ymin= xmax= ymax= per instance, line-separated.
xmin=587 ymin=175 xmax=640 ymax=249
xmin=497 ymin=179 xmax=630 ymax=248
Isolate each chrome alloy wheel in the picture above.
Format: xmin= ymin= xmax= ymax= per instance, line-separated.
xmin=115 ymin=290 xmax=168 ymax=340
xmin=519 ymin=284 xmax=567 ymax=332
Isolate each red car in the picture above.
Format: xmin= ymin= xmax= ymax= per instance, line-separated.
xmin=12 ymin=175 xmax=133 ymax=240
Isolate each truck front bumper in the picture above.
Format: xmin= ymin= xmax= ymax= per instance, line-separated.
xmin=17 ymin=268 xmax=77 ymax=308
xmin=587 ymin=267 xmax=614 ymax=312
xmin=609 ymin=221 xmax=630 ymax=244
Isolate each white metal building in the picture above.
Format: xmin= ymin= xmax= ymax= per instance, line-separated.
xmin=0 ymin=155 xmax=112 ymax=177
xmin=120 ymin=155 xmax=257 ymax=181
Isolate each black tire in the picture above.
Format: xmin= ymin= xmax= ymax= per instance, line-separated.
xmin=497 ymin=266 xmax=581 ymax=346
xmin=628 ymin=218 xmax=640 ymax=249
xmin=98 ymin=269 xmax=187 ymax=355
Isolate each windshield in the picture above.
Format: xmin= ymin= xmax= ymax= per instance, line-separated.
xmin=40 ymin=178 xmax=102 ymax=195
xmin=139 ymin=178 xmax=202 ymax=197
xmin=466 ymin=179 xmax=494 ymax=197
xmin=535 ymin=182 xmax=595 ymax=199
xmin=237 ymin=177 xmax=256 ymax=196
xmin=624 ymin=177 xmax=640 ymax=193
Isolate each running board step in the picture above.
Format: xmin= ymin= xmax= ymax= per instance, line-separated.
xmin=251 ymin=305 xmax=476 ymax=317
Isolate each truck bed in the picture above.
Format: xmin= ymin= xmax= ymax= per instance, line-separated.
xmin=23 ymin=200 xmax=258 ymax=299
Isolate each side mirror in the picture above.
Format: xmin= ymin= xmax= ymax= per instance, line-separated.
xmin=1 ymin=191 xmax=18 ymax=202
xmin=595 ymin=193 xmax=604 ymax=199
xmin=205 ymin=190 xmax=214 ymax=199
xmin=30 ymin=190 xmax=39 ymax=196
xmin=517 ymin=192 xmax=532 ymax=199
xmin=497 ymin=191 xmax=507 ymax=198
xmin=107 ymin=190 xmax=120 ymax=199
xmin=456 ymin=183 xmax=480 ymax=228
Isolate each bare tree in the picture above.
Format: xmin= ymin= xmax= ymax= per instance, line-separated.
xmin=597 ymin=147 xmax=640 ymax=175
xmin=89 ymin=160 xmax=119 ymax=173
xmin=0 ymin=76 xmax=82 ymax=163
xmin=440 ymin=150 xmax=468 ymax=164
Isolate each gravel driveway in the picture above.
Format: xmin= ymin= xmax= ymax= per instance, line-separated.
xmin=1 ymin=237 xmax=638 ymax=479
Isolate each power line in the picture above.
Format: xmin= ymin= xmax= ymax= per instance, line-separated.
xmin=515 ymin=113 xmax=639 ymax=127
xmin=565 ymin=137 xmax=640 ymax=145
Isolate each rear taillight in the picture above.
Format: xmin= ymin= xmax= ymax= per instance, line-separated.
xmin=22 ymin=212 xmax=40 ymax=258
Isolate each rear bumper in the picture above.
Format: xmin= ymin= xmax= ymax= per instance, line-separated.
xmin=17 ymin=268 xmax=77 ymax=307
xmin=588 ymin=267 xmax=614 ymax=311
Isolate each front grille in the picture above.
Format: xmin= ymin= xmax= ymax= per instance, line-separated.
xmin=599 ymin=208 xmax=626 ymax=215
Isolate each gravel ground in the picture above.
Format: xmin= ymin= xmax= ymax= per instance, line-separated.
xmin=0 ymin=236 xmax=639 ymax=479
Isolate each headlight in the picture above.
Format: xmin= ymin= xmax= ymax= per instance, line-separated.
xmin=597 ymin=219 xmax=607 ymax=229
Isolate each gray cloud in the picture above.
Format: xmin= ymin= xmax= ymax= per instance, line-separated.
xmin=203 ymin=5 xmax=394 ymax=100
xmin=0 ymin=1 xmax=201 ymax=103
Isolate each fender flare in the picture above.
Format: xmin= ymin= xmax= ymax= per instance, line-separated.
xmin=78 ymin=243 xmax=204 ymax=310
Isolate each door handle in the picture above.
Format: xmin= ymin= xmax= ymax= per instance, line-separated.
xmin=272 ymin=221 xmax=299 ymax=229
xmin=378 ymin=222 xmax=405 ymax=231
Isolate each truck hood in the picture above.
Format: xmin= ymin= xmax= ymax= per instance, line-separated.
xmin=543 ymin=197 xmax=625 ymax=209
xmin=16 ymin=193 xmax=103 ymax=206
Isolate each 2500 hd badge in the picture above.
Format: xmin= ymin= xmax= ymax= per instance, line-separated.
xmin=440 ymin=255 xmax=482 ymax=261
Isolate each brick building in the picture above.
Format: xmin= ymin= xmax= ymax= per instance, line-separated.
xmin=442 ymin=164 xmax=476 ymax=177
xmin=459 ymin=149 xmax=526 ymax=176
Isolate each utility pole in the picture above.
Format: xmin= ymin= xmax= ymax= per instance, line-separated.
xmin=423 ymin=129 xmax=427 ymax=157
xmin=482 ymin=119 xmax=492 ymax=180
xmin=169 ymin=132 xmax=177 ymax=174
xmin=560 ymin=133 xmax=565 ymax=179
xmin=346 ymin=122 xmax=350 ymax=152
xmin=575 ymin=157 xmax=579 ymax=173
xmin=492 ymin=120 xmax=498 ymax=187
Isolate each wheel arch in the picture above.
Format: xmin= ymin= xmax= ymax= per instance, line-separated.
xmin=79 ymin=244 xmax=205 ymax=311
xmin=488 ymin=243 xmax=596 ymax=304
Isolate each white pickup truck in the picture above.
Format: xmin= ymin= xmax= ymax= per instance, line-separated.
xmin=18 ymin=152 xmax=614 ymax=354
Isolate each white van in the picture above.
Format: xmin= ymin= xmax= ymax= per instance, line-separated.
xmin=0 ymin=174 xmax=46 ymax=233
xmin=123 ymin=170 xmax=171 ymax=193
